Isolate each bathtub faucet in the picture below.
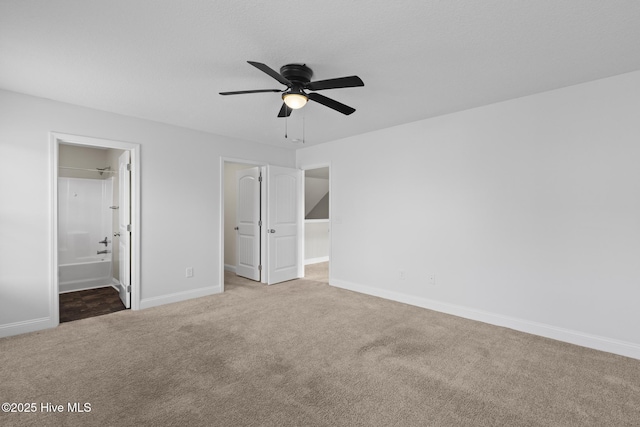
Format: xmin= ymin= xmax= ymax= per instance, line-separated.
xmin=97 ymin=249 xmax=111 ymax=255
xmin=98 ymin=237 xmax=109 ymax=246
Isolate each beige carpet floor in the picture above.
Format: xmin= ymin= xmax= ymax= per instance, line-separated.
xmin=1 ymin=262 xmax=639 ymax=426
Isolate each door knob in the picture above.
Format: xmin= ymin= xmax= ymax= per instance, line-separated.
xmin=269 ymin=229 xmax=276 ymax=233
xmin=234 ymin=226 xmax=239 ymax=230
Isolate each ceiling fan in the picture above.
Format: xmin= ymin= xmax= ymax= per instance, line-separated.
xmin=220 ymin=61 xmax=364 ymax=117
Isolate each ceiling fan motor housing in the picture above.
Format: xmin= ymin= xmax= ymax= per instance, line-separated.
xmin=280 ymin=64 xmax=313 ymax=84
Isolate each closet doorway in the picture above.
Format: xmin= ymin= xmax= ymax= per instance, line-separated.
xmin=223 ymin=161 xmax=265 ymax=284
xmin=221 ymin=159 xmax=303 ymax=290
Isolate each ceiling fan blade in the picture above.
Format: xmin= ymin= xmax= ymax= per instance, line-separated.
xmin=307 ymin=76 xmax=364 ymax=91
xmin=248 ymin=61 xmax=292 ymax=87
xmin=277 ymin=103 xmax=292 ymax=118
xmin=219 ymin=89 xmax=282 ymax=95
xmin=308 ymin=92 xmax=356 ymax=115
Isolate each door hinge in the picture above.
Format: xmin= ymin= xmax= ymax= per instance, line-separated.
xmin=126 ymin=164 xmax=132 ymax=171
xmin=126 ymin=285 xmax=131 ymax=293
xmin=127 ymin=224 xmax=132 ymax=232
xmin=258 ymin=175 xmax=262 ymax=182
xmin=258 ymin=265 xmax=262 ymax=271
xmin=259 ymin=220 xmax=262 ymax=227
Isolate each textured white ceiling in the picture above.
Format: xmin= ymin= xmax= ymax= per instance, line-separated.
xmin=2 ymin=1 xmax=640 ymax=149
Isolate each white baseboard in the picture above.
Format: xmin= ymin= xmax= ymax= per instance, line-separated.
xmin=0 ymin=317 xmax=56 ymax=339
xmin=331 ymin=279 xmax=640 ymax=361
xmin=224 ymin=264 xmax=236 ymax=273
xmin=139 ymin=286 xmax=222 ymax=310
xmin=305 ymin=256 xmax=329 ymax=265
xmin=111 ymin=278 xmax=121 ymax=292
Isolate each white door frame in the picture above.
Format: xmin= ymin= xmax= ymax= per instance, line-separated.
xmin=301 ymin=163 xmax=331 ymax=281
xmin=50 ymin=132 xmax=141 ymax=325
xmin=220 ymin=157 xmax=267 ymax=292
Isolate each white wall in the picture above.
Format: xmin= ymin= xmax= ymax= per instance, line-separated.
xmin=305 ymin=220 xmax=330 ymax=263
xmin=297 ymin=70 xmax=640 ymax=359
xmin=0 ymin=89 xmax=294 ymax=336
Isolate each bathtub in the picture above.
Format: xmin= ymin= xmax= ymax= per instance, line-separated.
xmin=59 ymin=255 xmax=113 ymax=293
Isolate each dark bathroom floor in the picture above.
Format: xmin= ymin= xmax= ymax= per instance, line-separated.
xmin=59 ymin=286 xmax=126 ymax=323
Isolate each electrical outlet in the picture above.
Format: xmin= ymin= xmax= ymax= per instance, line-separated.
xmin=428 ymin=274 xmax=435 ymax=286
xmin=399 ymin=270 xmax=405 ymax=280
xmin=186 ymin=267 xmax=194 ymax=278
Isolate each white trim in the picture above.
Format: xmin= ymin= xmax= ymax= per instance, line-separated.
xmin=219 ymin=158 xmax=225 ymax=292
xmin=331 ymin=279 xmax=640 ymax=361
xmin=111 ymin=277 xmax=122 ymax=293
xmin=298 ymin=167 xmax=304 ymax=279
xmin=224 ymin=263 xmax=236 ymax=273
xmin=260 ymin=166 xmax=267 ymax=284
xmin=50 ymin=132 xmax=142 ymax=330
xmin=300 ymin=162 xmax=332 ymax=173
xmin=304 ymin=256 xmax=329 ymax=265
xmin=139 ymin=286 xmax=221 ymax=310
xmin=221 ymin=157 xmax=266 ymax=167
xmin=50 ymin=139 xmax=60 ymax=329
xmin=0 ymin=317 xmax=56 ymax=338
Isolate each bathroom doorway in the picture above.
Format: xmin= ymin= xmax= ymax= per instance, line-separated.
xmin=57 ymin=144 xmax=124 ymax=321
xmin=51 ymin=133 xmax=141 ymax=324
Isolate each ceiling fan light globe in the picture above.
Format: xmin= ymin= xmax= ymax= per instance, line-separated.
xmin=283 ymin=93 xmax=308 ymax=109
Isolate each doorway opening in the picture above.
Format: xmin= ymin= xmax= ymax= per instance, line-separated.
xmin=221 ymin=159 xmax=303 ymax=291
xmin=51 ymin=133 xmax=140 ymax=325
xmin=303 ymin=166 xmax=330 ymax=283
xmin=223 ymin=160 xmax=267 ymax=291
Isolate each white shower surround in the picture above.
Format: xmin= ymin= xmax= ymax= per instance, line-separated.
xmin=58 ymin=177 xmax=113 ymax=292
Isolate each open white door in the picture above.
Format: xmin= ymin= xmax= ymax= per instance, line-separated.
xmin=236 ymin=167 xmax=261 ymax=281
xmin=267 ymin=165 xmax=301 ymax=285
xmin=118 ymin=151 xmax=131 ymax=308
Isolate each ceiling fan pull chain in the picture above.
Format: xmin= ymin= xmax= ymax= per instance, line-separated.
xmin=284 ymin=115 xmax=288 ymax=139
xmin=302 ymin=112 xmax=305 ymax=144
